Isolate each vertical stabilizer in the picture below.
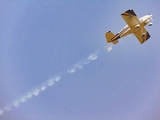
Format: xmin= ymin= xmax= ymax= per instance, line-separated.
xmin=105 ymin=31 xmax=118 ymax=44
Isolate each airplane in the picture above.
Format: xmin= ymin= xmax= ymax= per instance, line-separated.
xmin=105 ymin=9 xmax=153 ymax=44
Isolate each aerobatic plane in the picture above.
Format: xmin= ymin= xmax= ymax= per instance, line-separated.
xmin=105 ymin=9 xmax=153 ymax=44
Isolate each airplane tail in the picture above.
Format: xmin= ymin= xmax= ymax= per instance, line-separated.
xmin=105 ymin=31 xmax=118 ymax=44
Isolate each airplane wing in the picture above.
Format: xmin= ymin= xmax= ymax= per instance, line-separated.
xmin=121 ymin=9 xmax=140 ymax=28
xmin=134 ymin=27 xmax=151 ymax=44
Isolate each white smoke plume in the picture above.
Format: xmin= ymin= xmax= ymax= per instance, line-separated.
xmin=20 ymin=97 xmax=27 ymax=103
xmin=0 ymin=51 xmax=99 ymax=116
xmin=33 ymin=89 xmax=41 ymax=96
xmin=0 ymin=76 xmax=62 ymax=116
xmin=4 ymin=106 xmax=12 ymax=111
xmin=0 ymin=110 xmax=4 ymax=116
xmin=14 ymin=101 xmax=20 ymax=107
xmin=106 ymin=43 xmax=113 ymax=51
xmin=67 ymin=51 xmax=98 ymax=74
xmin=41 ymin=86 xmax=47 ymax=91
xmin=26 ymin=93 xmax=33 ymax=99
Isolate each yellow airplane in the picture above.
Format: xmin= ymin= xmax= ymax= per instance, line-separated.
xmin=105 ymin=9 xmax=153 ymax=44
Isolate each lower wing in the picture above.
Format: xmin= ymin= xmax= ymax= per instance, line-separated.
xmin=134 ymin=27 xmax=151 ymax=44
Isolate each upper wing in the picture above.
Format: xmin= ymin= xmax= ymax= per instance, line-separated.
xmin=134 ymin=27 xmax=151 ymax=44
xmin=121 ymin=9 xmax=140 ymax=28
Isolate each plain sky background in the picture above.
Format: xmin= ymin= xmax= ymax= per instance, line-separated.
xmin=0 ymin=1 xmax=160 ymax=120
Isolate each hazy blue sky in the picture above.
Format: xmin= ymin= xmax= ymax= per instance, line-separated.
xmin=0 ymin=1 xmax=160 ymax=120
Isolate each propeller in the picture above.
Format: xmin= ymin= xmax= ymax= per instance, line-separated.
xmin=151 ymin=16 xmax=153 ymax=21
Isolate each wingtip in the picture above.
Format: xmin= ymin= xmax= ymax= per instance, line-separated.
xmin=121 ymin=9 xmax=137 ymax=16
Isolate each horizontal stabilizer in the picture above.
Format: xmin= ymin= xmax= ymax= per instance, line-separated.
xmin=112 ymin=40 xmax=118 ymax=44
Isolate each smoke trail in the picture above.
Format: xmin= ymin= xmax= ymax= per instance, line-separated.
xmin=67 ymin=51 xmax=98 ymax=74
xmin=0 ymin=51 xmax=99 ymax=116
xmin=0 ymin=110 xmax=4 ymax=116
xmin=33 ymin=88 xmax=41 ymax=96
xmin=41 ymin=86 xmax=47 ymax=91
xmin=106 ymin=43 xmax=113 ymax=51
xmin=4 ymin=106 xmax=12 ymax=111
xmin=26 ymin=93 xmax=33 ymax=99
xmin=14 ymin=101 xmax=20 ymax=107
xmin=0 ymin=76 xmax=62 ymax=116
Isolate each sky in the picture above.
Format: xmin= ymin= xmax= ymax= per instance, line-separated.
xmin=0 ymin=0 xmax=160 ymax=120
